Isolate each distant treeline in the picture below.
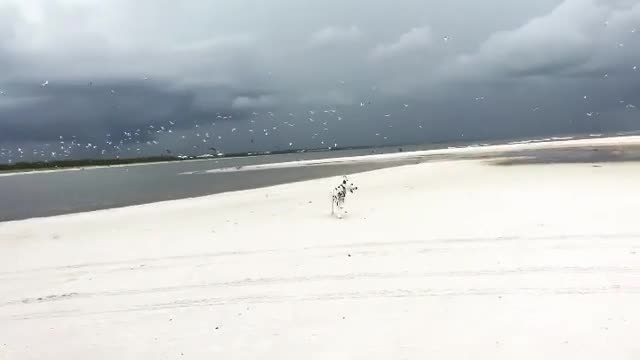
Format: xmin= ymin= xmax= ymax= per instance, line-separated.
xmin=0 ymin=144 xmax=403 ymax=172
xmin=0 ymin=156 xmax=180 ymax=171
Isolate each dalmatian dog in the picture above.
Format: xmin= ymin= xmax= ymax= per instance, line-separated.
xmin=331 ymin=175 xmax=358 ymax=218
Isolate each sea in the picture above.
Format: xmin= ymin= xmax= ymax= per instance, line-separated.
xmin=0 ymin=132 xmax=634 ymax=222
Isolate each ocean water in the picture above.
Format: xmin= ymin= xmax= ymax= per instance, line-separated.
xmin=1 ymin=132 xmax=630 ymax=222
xmin=0 ymin=146 xmax=429 ymax=222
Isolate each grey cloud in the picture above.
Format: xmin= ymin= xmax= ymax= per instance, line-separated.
xmin=445 ymin=0 xmax=640 ymax=81
xmin=232 ymin=95 xmax=278 ymax=110
xmin=0 ymin=81 xmax=257 ymax=144
xmin=309 ymin=26 xmax=363 ymax=47
xmin=369 ymin=26 xmax=433 ymax=60
xmin=2 ymin=0 xmax=640 ymax=162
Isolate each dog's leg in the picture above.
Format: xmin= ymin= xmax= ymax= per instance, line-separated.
xmin=331 ymin=191 xmax=335 ymax=216
xmin=337 ymin=199 xmax=344 ymax=219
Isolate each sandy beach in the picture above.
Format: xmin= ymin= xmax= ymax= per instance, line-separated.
xmin=1 ymin=137 xmax=640 ymax=359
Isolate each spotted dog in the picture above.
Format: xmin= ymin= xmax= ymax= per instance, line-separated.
xmin=331 ymin=175 xmax=358 ymax=218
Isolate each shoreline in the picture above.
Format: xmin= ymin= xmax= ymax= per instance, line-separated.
xmin=0 ymin=131 xmax=628 ymax=178
xmin=2 ymin=135 xmax=640 ymax=222
xmin=179 ymin=134 xmax=640 ymax=175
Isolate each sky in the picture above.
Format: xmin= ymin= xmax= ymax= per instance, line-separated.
xmin=1 ymin=0 xmax=640 ymax=162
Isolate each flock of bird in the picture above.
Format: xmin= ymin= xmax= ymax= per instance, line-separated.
xmin=0 ymin=82 xmax=419 ymax=163
xmin=0 ymin=27 xmax=639 ymax=164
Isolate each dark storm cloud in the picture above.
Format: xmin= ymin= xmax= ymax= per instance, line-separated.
xmin=1 ymin=0 xmax=640 ymax=161
xmin=0 ymin=81 xmax=262 ymax=143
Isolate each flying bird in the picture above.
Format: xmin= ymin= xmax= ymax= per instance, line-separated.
xmin=41 ymin=80 xmax=49 ymax=87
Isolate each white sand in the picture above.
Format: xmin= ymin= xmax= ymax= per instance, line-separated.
xmin=179 ymin=135 xmax=640 ymax=175
xmin=1 ymin=139 xmax=640 ymax=359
